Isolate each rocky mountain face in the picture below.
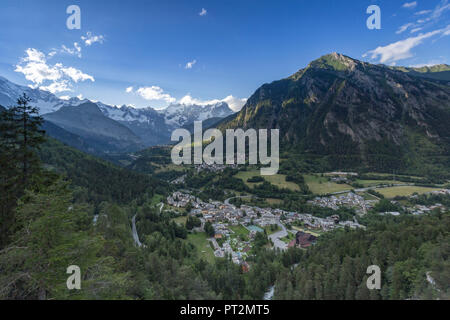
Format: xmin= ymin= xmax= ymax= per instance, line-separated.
xmin=220 ymin=53 xmax=450 ymax=175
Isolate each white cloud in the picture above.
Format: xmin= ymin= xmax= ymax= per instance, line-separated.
xmin=59 ymin=95 xmax=70 ymax=100
xmin=364 ymin=26 xmax=449 ymax=64
xmin=410 ymin=27 xmax=422 ymax=33
xmin=185 ymin=59 xmax=197 ymax=69
xmin=410 ymin=27 xmax=423 ymax=33
xmin=409 ymin=60 xmax=444 ymax=68
xmin=61 ymin=42 xmax=82 ymax=58
xmin=81 ymin=32 xmax=104 ymax=46
xmin=39 ymin=80 xmax=72 ymax=94
xmin=403 ymin=2 xmax=418 ymax=9
xmin=135 ymin=86 xmax=176 ymax=103
xmin=396 ymin=23 xmax=414 ymax=34
xmin=15 ymin=49 xmax=62 ymax=84
xmin=221 ymin=95 xmax=247 ymax=111
xmin=199 ymin=8 xmax=207 ymax=16
xmin=415 ymin=10 xmax=432 ymax=15
xmin=430 ymin=0 xmax=450 ymax=20
xmin=128 ymin=83 xmax=246 ymax=111
xmin=77 ymin=94 xmax=83 ymax=100
xmin=15 ymin=48 xmax=94 ymax=94
xmin=178 ymin=94 xmax=246 ymax=111
xmin=61 ymin=66 xmax=94 ymax=82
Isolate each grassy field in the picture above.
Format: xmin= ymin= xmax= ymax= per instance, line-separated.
xmin=377 ymin=186 xmax=441 ymax=198
xmin=266 ymin=198 xmax=283 ymax=205
xmin=154 ymin=163 xmax=186 ymax=173
xmin=292 ymin=226 xmax=321 ymax=237
xmin=172 ymin=215 xmax=188 ymax=226
xmin=355 ymin=179 xmax=396 ymax=187
xmin=365 ymin=172 xmax=425 ymax=180
xmin=187 ymin=232 xmax=215 ymax=263
xmin=234 ymin=170 xmax=300 ymax=191
xmin=149 ymin=194 xmax=164 ymax=206
xmin=304 ymin=174 xmax=352 ymax=195
xmin=230 ymin=225 xmax=250 ymax=239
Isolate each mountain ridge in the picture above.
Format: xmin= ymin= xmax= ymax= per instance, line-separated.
xmin=218 ymin=53 xmax=450 ymax=177
xmin=0 ymin=76 xmax=235 ymax=152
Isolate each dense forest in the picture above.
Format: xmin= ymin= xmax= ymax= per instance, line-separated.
xmin=0 ymin=95 xmax=448 ymax=300
xmin=275 ymin=213 xmax=449 ymax=300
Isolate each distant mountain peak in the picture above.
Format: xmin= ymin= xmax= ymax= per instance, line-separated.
xmin=69 ymin=102 xmax=104 ymax=115
xmin=308 ymin=53 xmax=359 ymax=71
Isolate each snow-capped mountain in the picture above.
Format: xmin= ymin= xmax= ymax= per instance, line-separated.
xmin=0 ymin=75 xmax=235 ymax=148
xmin=0 ymin=76 xmax=92 ymax=113
xmin=161 ymin=102 xmax=234 ymax=127
xmin=0 ymin=76 xmax=65 ymax=114
xmin=97 ymin=102 xmax=234 ymax=146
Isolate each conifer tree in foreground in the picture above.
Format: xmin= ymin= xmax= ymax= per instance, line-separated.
xmin=0 ymin=94 xmax=45 ymax=248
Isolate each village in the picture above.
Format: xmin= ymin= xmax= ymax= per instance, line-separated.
xmin=167 ymin=190 xmax=365 ymax=267
xmin=166 ymin=186 xmax=450 ymax=268
xmin=307 ymin=192 xmax=376 ymax=214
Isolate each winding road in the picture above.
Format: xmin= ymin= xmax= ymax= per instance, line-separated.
xmin=268 ymin=221 xmax=288 ymax=251
xmin=131 ymin=203 xmax=164 ymax=248
xmin=131 ymin=214 xmax=142 ymax=247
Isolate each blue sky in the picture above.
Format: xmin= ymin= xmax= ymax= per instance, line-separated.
xmin=0 ymin=0 xmax=449 ymax=110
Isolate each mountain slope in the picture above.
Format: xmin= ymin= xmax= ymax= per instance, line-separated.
xmin=219 ymin=53 xmax=450 ymax=177
xmin=391 ymin=64 xmax=450 ymax=82
xmin=43 ymin=102 xmax=145 ymax=153
xmin=42 ymin=120 xmax=102 ymax=155
xmin=38 ymin=137 xmax=165 ymax=205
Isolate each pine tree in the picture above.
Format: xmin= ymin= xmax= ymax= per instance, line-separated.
xmin=0 ymin=179 xmax=130 ymax=299
xmin=0 ymin=108 xmax=20 ymax=247
xmin=0 ymin=94 xmax=45 ymax=248
xmin=10 ymin=93 xmax=45 ymax=184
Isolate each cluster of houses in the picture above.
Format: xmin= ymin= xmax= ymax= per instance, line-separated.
xmin=409 ymin=203 xmax=446 ymax=215
xmin=166 ymin=191 xmax=366 ymax=266
xmin=409 ymin=188 xmax=450 ymax=199
xmin=307 ymin=192 xmax=375 ymax=215
xmin=195 ymin=163 xmax=238 ymax=173
xmin=285 ymin=211 xmax=363 ymax=231
xmin=405 ymin=189 xmax=449 ymax=215
xmin=212 ymin=234 xmax=253 ymax=266
xmin=167 ymin=191 xmax=199 ymax=207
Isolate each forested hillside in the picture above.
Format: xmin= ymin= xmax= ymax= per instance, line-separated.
xmin=37 ymin=137 xmax=167 ymax=206
xmin=275 ymin=213 xmax=450 ymax=300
